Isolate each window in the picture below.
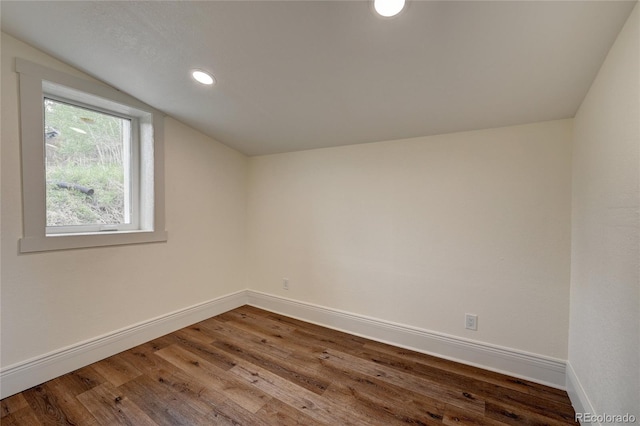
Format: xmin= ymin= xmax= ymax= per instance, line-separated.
xmin=44 ymin=98 xmax=137 ymax=233
xmin=17 ymin=58 xmax=167 ymax=252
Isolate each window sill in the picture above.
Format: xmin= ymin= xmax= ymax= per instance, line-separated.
xmin=19 ymin=230 xmax=168 ymax=253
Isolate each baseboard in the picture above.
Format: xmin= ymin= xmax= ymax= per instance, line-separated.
xmin=247 ymin=290 xmax=567 ymax=389
xmin=1 ymin=289 xmax=568 ymax=399
xmin=566 ymin=361 xmax=597 ymax=423
xmin=0 ymin=290 xmax=247 ymax=399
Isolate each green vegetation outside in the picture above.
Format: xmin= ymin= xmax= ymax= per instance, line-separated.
xmin=45 ymin=99 xmax=129 ymax=227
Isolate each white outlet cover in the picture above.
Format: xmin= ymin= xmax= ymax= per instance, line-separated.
xmin=465 ymin=314 xmax=478 ymax=331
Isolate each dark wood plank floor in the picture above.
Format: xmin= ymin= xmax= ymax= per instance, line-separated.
xmin=1 ymin=306 xmax=578 ymax=425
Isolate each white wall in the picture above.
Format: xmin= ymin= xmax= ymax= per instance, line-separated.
xmin=247 ymin=120 xmax=573 ymax=359
xmin=1 ymin=33 xmax=248 ymax=367
xmin=569 ymin=3 xmax=639 ymax=417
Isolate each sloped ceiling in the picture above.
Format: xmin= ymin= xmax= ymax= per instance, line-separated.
xmin=1 ymin=1 xmax=636 ymax=155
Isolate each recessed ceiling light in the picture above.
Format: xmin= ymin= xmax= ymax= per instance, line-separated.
xmin=374 ymin=0 xmax=405 ymax=17
xmin=192 ymin=69 xmax=215 ymax=86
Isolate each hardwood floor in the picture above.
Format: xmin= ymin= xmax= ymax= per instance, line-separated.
xmin=1 ymin=306 xmax=578 ymax=425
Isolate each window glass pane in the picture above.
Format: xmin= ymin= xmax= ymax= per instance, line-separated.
xmin=44 ymin=98 xmax=131 ymax=227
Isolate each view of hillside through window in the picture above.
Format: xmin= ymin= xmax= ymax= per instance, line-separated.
xmin=44 ymin=98 xmax=131 ymax=228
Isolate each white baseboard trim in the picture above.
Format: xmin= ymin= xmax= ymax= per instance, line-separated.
xmin=566 ymin=361 xmax=597 ymax=423
xmin=0 ymin=290 xmax=247 ymax=399
xmin=1 ymin=289 xmax=568 ymax=399
xmin=247 ymin=290 xmax=567 ymax=389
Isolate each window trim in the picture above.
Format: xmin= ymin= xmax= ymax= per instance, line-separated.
xmin=17 ymin=58 xmax=167 ymax=252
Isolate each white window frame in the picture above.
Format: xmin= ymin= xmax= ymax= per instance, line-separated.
xmin=17 ymin=58 xmax=167 ymax=252
xmin=43 ymin=94 xmax=140 ymax=234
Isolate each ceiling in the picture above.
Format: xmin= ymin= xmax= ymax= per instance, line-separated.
xmin=1 ymin=1 xmax=636 ymax=156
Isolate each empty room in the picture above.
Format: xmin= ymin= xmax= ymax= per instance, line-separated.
xmin=1 ymin=0 xmax=638 ymax=424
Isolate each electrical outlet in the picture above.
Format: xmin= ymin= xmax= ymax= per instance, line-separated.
xmin=282 ymin=278 xmax=289 ymax=290
xmin=465 ymin=314 xmax=478 ymax=331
